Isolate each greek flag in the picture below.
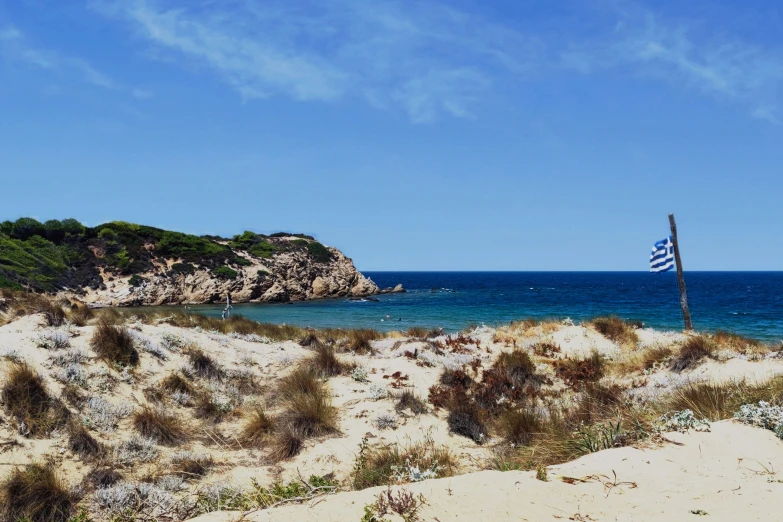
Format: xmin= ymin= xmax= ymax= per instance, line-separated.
xmin=650 ymin=236 xmax=675 ymax=273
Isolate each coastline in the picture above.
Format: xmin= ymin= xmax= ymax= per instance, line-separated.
xmin=2 ymin=294 xmax=783 ymax=521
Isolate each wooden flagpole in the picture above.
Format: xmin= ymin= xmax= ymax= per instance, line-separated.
xmin=668 ymin=213 xmax=693 ymax=330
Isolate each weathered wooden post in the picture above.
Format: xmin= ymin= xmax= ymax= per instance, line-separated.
xmin=668 ymin=213 xmax=693 ymax=330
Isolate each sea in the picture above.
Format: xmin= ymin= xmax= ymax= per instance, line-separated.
xmin=173 ymin=272 xmax=782 ymax=342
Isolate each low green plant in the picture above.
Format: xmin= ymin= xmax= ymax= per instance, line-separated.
xmin=212 ymin=266 xmax=238 ymax=280
xmin=306 ymin=242 xmax=333 ymax=263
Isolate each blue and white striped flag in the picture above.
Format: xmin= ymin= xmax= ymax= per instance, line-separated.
xmin=650 ymin=236 xmax=675 ymax=273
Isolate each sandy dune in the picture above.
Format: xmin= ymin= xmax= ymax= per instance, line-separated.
xmin=189 ymin=421 xmax=782 ymax=521
xmin=2 ymin=308 xmax=783 ymax=521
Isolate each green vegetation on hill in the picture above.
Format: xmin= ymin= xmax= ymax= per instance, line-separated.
xmin=0 ymin=217 xmax=333 ymax=292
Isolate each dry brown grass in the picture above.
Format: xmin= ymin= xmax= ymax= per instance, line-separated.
xmin=589 ymin=316 xmax=640 ymax=346
xmin=278 ymin=367 xmax=322 ymax=398
xmin=271 ymin=363 xmax=338 ymax=460
xmin=90 ymin=318 xmax=139 ymax=367
xmin=84 ymin=468 xmax=124 ymax=489
xmin=185 ymin=346 xmax=223 ymax=380
xmin=405 ymin=326 xmax=441 ymax=339
xmin=671 ymin=336 xmax=715 ymax=371
xmin=496 ymin=408 xmax=542 ymax=446
xmin=611 ymin=345 xmax=673 ymax=374
xmin=303 ymin=343 xmax=346 ymax=377
xmin=352 ymin=435 xmax=456 ymax=490
xmin=135 ymin=310 xmax=307 ymax=341
xmin=193 ymin=391 xmax=235 ymax=422
xmin=667 ymin=376 xmax=783 ymax=421
xmin=712 ymin=330 xmax=769 ymax=357
xmin=160 ymin=372 xmax=195 ymax=395
xmin=269 ymin=427 xmax=304 ymax=461
xmin=394 ymin=389 xmax=428 ymax=415
xmin=344 ymin=328 xmax=382 ymax=354
xmin=67 ymin=420 xmax=104 ymax=459
xmin=0 ymin=462 xmax=75 ymax=522
xmin=447 ymin=400 xmax=488 ymax=444
xmin=279 ymin=385 xmax=338 ymax=440
xmin=171 ymin=454 xmax=214 ymax=478
xmin=5 ymin=292 xmax=66 ymax=327
xmin=132 ymin=405 xmax=188 ymax=445
xmin=494 ymin=350 xmax=537 ymax=388
xmin=67 ymin=303 xmax=94 ymax=326
xmin=239 ymin=406 xmax=275 ymax=447
xmin=1 ymin=362 xmax=69 ymax=436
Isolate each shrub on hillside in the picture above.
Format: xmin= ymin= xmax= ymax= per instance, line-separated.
xmin=306 ymin=242 xmax=333 ymax=263
xmin=212 ymin=266 xmax=238 ymax=280
xmin=10 ymin=217 xmax=46 ymax=240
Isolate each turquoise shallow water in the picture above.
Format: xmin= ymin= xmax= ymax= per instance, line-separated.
xmin=147 ymin=272 xmax=783 ymax=342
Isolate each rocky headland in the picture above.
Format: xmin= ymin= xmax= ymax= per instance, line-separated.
xmin=0 ymin=218 xmax=393 ymax=306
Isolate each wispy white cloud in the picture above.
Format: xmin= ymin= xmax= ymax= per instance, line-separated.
xmin=0 ymin=24 xmax=148 ymax=98
xmin=132 ymin=87 xmax=155 ymax=99
xmin=92 ymin=0 xmax=540 ymax=122
xmin=560 ymin=4 xmax=783 ymax=121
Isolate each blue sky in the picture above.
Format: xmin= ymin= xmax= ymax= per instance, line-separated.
xmin=1 ymin=0 xmax=781 ymax=271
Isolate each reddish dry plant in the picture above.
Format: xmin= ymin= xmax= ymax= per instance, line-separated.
xmin=382 ymin=371 xmax=410 ymax=389
xmin=553 ymin=352 xmax=605 ymax=387
xmin=531 ymin=342 xmax=561 ymax=358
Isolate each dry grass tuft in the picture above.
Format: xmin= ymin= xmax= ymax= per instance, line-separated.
xmin=171 ymin=454 xmax=214 ymax=478
xmin=193 ymin=392 xmax=233 ymax=422
xmin=495 ymin=350 xmax=536 ymax=388
xmin=298 ymin=332 xmax=322 ymax=347
xmin=8 ymin=292 xmax=66 ymax=327
xmin=352 ymin=435 xmax=456 ymax=490
xmin=278 ymin=367 xmax=322 ymax=397
xmin=239 ymin=406 xmax=275 ymax=447
xmin=394 ymin=389 xmax=428 ymax=415
xmin=1 ymin=362 xmax=69 ymax=436
xmin=304 ymin=343 xmax=346 ymax=377
xmin=84 ymin=467 xmax=123 ymax=489
xmin=447 ymin=400 xmax=488 ymax=444
xmin=279 ymin=386 xmax=338 ymax=440
xmin=496 ymin=408 xmax=542 ymax=446
xmin=185 ymin=347 xmax=223 ymax=380
xmin=713 ymin=330 xmax=768 ymax=356
xmin=271 ymin=364 xmax=338 ymax=460
xmin=160 ymin=372 xmax=194 ymax=395
xmin=67 ymin=303 xmax=94 ymax=327
xmin=611 ymin=345 xmax=673 ymax=374
xmin=67 ymin=420 xmax=104 ymax=459
xmin=345 ymin=328 xmax=382 ymax=354
xmin=270 ymin=427 xmax=304 ymax=461
xmin=590 ymin=316 xmax=640 ymax=346
xmin=132 ymin=405 xmax=188 ymax=445
xmin=405 ymin=326 xmax=441 ymax=339
xmin=671 ymin=336 xmax=715 ymax=371
xmin=90 ymin=318 xmax=139 ymax=367
xmin=60 ymin=383 xmax=86 ymax=409
xmin=667 ymin=376 xmax=783 ymax=421
xmin=0 ymin=462 xmax=75 ymax=522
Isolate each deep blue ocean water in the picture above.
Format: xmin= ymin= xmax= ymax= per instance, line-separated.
xmin=176 ymin=272 xmax=783 ymax=342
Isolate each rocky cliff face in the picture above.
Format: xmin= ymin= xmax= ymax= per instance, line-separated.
xmin=71 ymin=242 xmax=378 ymax=307
xmin=0 ymin=219 xmax=382 ymax=306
